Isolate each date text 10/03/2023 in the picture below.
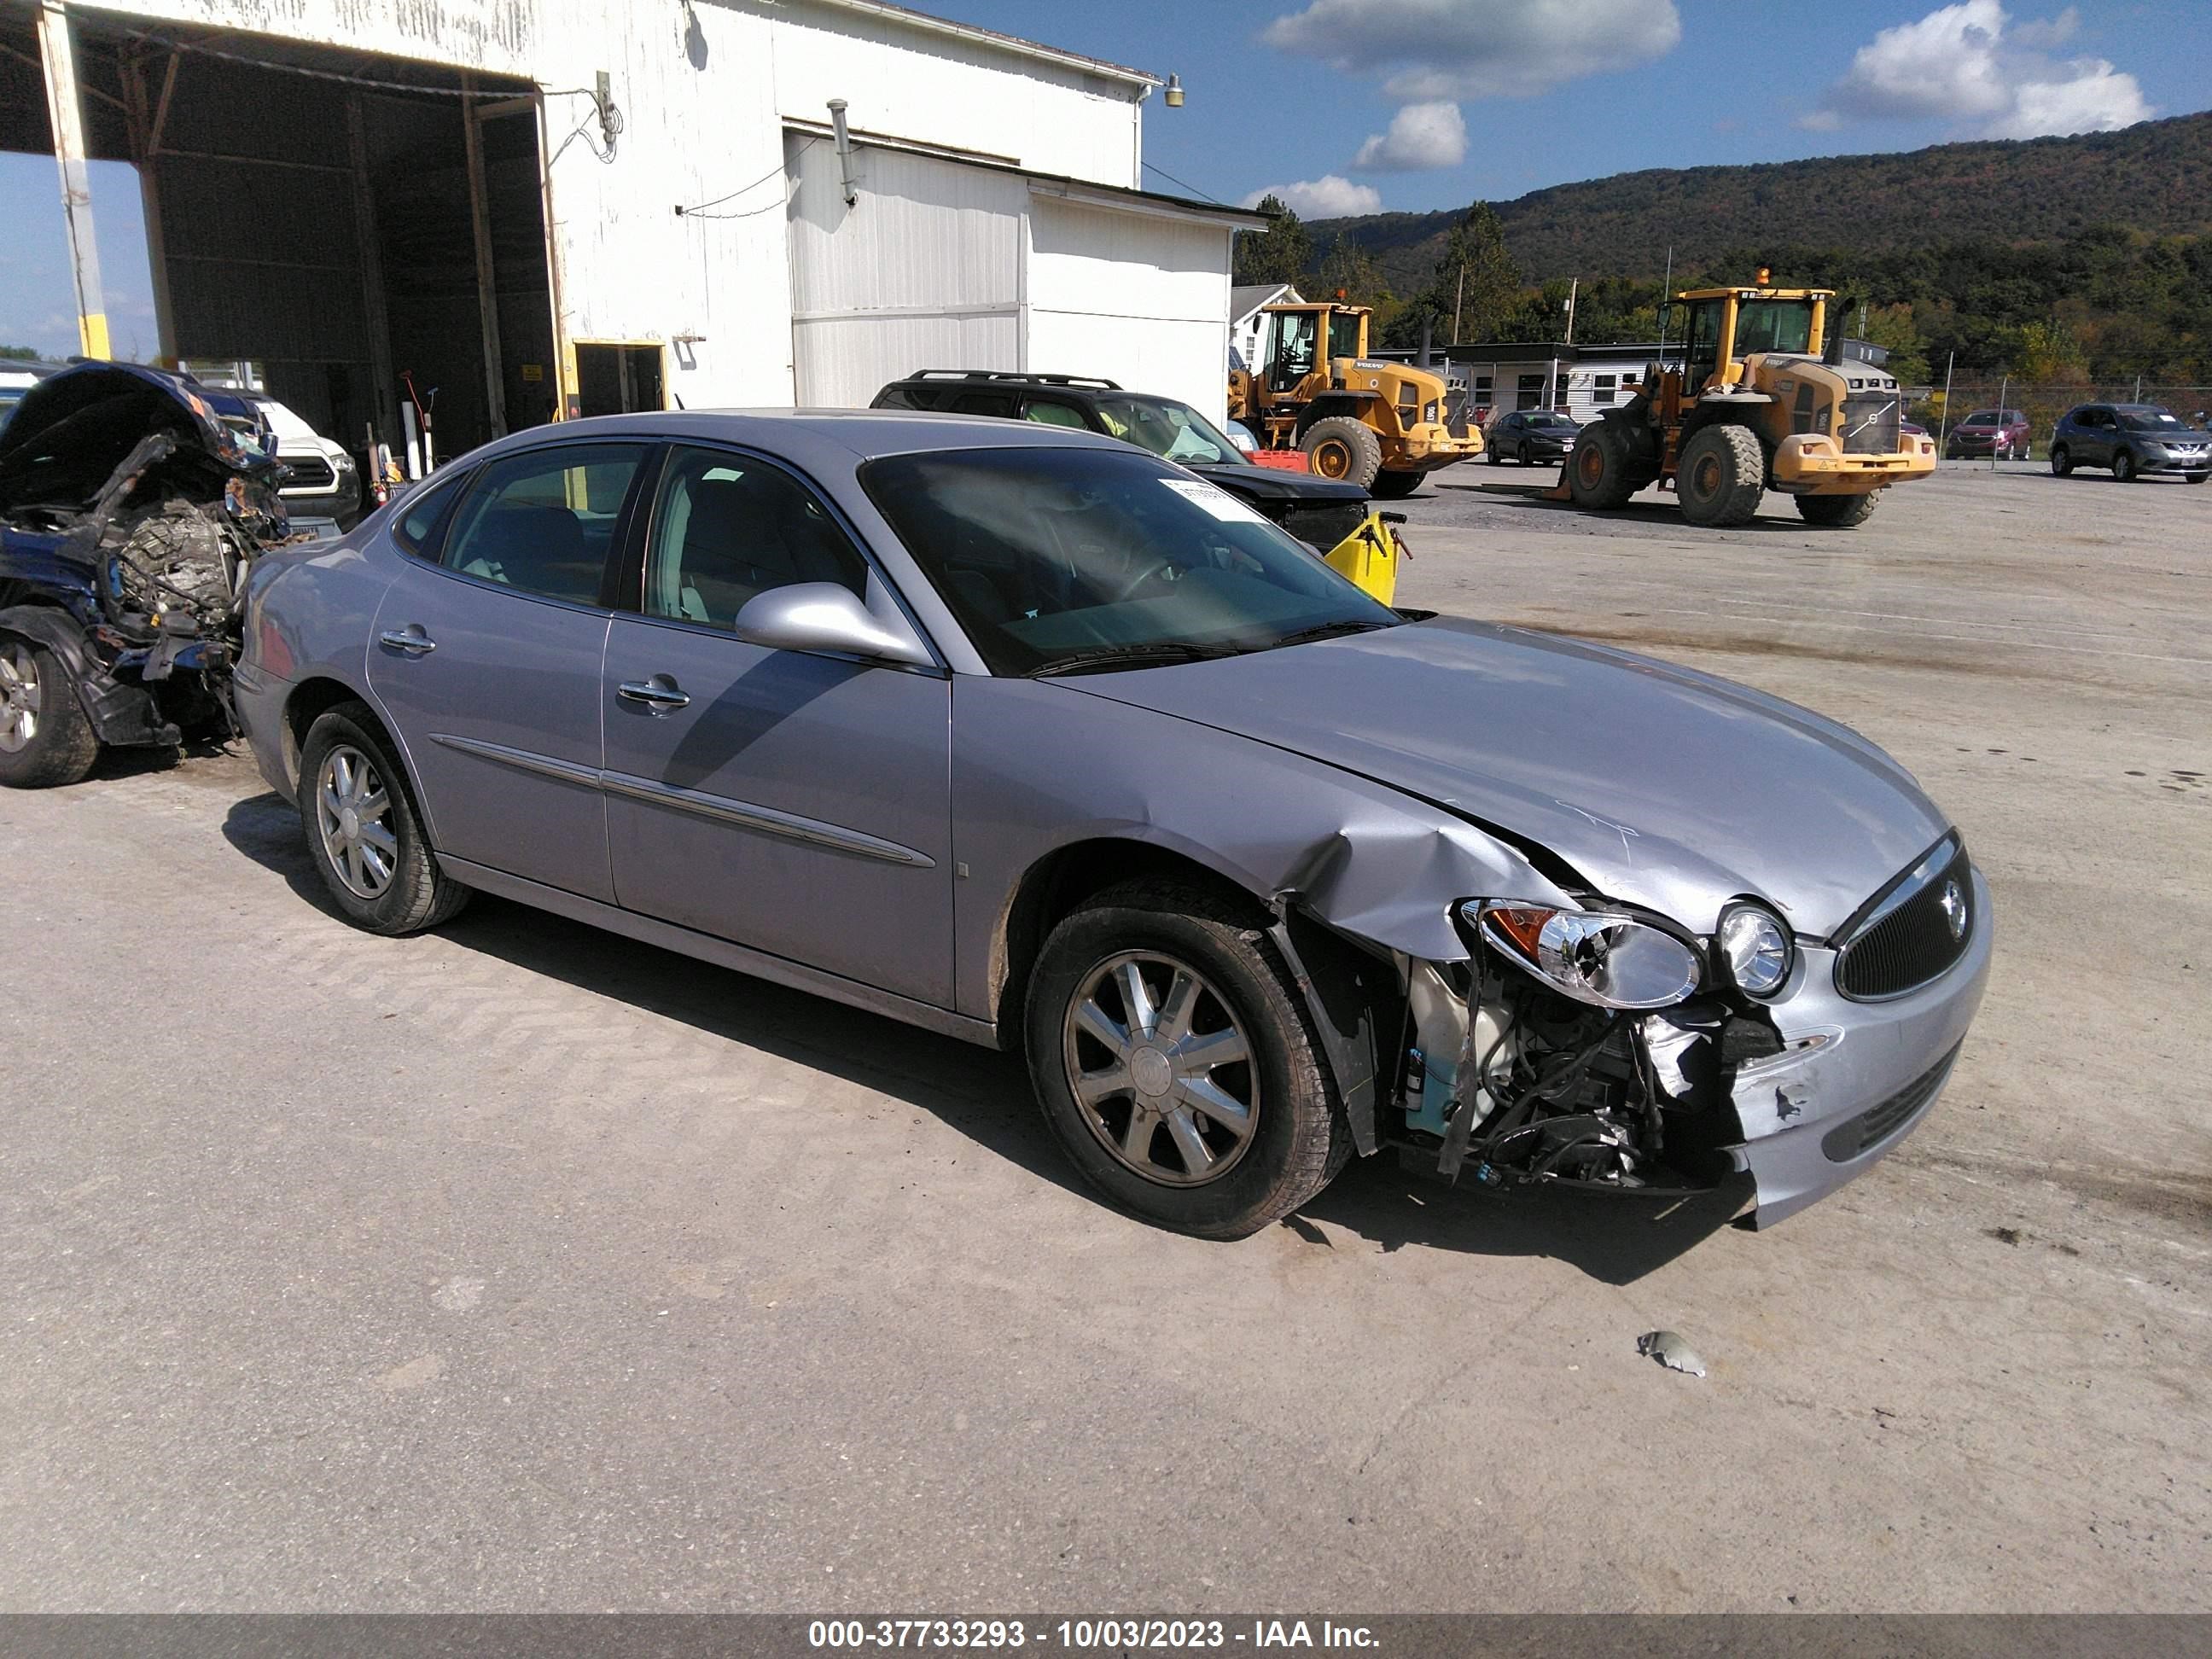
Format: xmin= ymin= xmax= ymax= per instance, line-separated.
xmin=808 ymin=1620 xmax=1381 ymax=1650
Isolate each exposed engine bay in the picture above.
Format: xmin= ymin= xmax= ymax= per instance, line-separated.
xmin=1392 ymin=936 xmax=1784 ymax=1196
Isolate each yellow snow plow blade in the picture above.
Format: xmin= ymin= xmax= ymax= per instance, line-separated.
xmin=1322 ymin=509 xmax=1408 ymax=605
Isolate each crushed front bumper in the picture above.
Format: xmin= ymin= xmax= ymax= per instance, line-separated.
xmin=1726 ymin=868 xmax=1993 ymax=1225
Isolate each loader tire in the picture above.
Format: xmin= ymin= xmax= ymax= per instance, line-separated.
xmin=1679 ymin=424 xmax=1766 ymax=527
xmin=1302 ymin=418 xmax=1382 ymax=490
xmin=1796 ymin=491 xmax=1879 ymax=528
xmin=1568 ymin=420 xmax=1639 ymax=509
xmin=1370 ymin=469 xmax=1421 ymax=498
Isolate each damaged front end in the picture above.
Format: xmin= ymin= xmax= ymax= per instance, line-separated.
xmin=1375 ymin=868 xmax=1988 ymax=1226
xmin=0 ymin=363 xmax=294 ymax=748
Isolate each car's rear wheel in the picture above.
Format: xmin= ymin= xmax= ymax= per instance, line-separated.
xmin=2113 ymin=449 xmax=2138 ymax=481
xmin=1678 ymin=424 xmax=1765 ymax=527
xmin=296 ymin=702 xmax=470 ymax=935
xmin=1024 ymin=880 xmax=1348 ymax=1239
xmin=0 ymin=637 xmax=98 ymax=789
xmin=2050 ymin=444 xmax=2072 ymax=477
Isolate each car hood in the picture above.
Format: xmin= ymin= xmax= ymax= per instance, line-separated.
xmin=1058 ymin=616 xmax=1950 ymax=938
xmin=0 ymin=361 xmax=281 ymax=517
xmin=1186 ymin=462 xmax=1369 ymax=504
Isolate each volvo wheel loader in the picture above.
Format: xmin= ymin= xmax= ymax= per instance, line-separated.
xmin=1562 ymin=272 xmax=1935 ymax=528
xmin=1229 ymin=301 xmax=1481 ymax=497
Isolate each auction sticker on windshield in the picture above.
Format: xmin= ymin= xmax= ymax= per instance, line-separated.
xmin=1160 ymin=477 xmax=1267 ymax=523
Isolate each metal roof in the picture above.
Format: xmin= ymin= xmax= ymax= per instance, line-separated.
xmin=803 ymin=0 xmax=1160 ymax=88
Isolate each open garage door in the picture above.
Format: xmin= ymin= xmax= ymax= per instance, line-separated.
xmin=0 ymin=11 xmax=554 ymax=473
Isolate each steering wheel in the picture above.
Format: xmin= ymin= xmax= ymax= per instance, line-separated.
xmin=1111 ymin=556 xmax=1178 ymax=601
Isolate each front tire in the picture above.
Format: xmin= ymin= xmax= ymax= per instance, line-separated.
xmin=0 ymin=636 xmax=99 ymax=789
xmin=1370 ymin=469 xmax=1420 ymax=499
xmin=2050 ymin=445 xmax=2073 ymax=477
xmin=1301 ymin=417 xmax=1382 ymax=491
xmin=1677 ymin=424 xmax=1766 ymax=527
xmin=1024 ymin=881 xmax=1348 ymax=1239
xmin=2113 ymin=449 xmax=2138 ymax=482
xmin=1796 ymin=491 xmax=1879 ymax=528
xmin=1568 ymin=420 xmax=1639 ymax=509
xmin=296 ymin=702 xmax=470 ymax=935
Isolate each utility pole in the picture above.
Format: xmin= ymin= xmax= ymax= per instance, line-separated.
xmin=1994 ymin=373 xmax=2008 ymax=470
xmin=1563 ymin=276 xmax=1579 ymax=346
xmin=1451 ymin=262 xmax=1465 ymax=346
xmin=1656 ymin=246 xmax=1674 ymax=354
xmin=1937 ymin=350 xmax=1955 ymax=455
xmin=35 ymin=1 xmax=109 ymax=359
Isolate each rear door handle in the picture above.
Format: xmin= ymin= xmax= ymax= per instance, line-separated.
xmin=378 ymin=626 xmax=436 ymax=655
xmin=617 ymin=677 xmax=690 ymax=711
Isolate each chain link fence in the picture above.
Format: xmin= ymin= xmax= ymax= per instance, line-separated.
xmin=1902 ymin=381 xmax=2212 ymax=460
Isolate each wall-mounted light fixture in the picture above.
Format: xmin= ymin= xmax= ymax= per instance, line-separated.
xmin=828 ymin=98 xmax=858 ymax=206
xmin=1163 ymin=73 xmax=1185 ymax=108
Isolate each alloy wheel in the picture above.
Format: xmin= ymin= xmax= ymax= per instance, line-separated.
xmin=0 ymin=643 xmax=41 ymax=754
xmin=1062 ymin=951 xmax=1260 ymax=1187
xmin=315 ymin=742 xmax=399 ymax=899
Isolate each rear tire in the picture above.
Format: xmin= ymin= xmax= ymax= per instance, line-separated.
xmin=1677 ymin=424 xmax=1766 ymax=527
xmin=1024 ymin=880 xmax=1348 ymax=1239
xmin=2113 ymin=449 xmax=2138 ymax=482
xmin=2050 ymin=445 xmax=2073 ymax=477
xmin=1567 ymin=420 xmax=1639 ymax=510
xmin=1301 ymin=417 xmax=1382 ymax=491
xmin=1370 ymin=469 xmax=1420 ymax=499
xmin=1796 ymin=491 xmax=1878 ymax=528
xmin=0 ymin=636 xmax=99 ymax=789
xmin=296 ymin=701 xmax=471 ymax=936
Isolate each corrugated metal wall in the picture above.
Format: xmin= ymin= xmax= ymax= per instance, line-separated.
xmin=785 ymin=137 xmax=1022 ymax=407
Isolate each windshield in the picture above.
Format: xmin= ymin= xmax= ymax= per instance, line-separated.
xmin=1965 ymin=410 xmax=2004 ymax=424
xmin=1525 ymin=413 xmax=1575 ymax=428
xmin=2120 ymin=409 xmax=2185 ymax=431
xmin=1732 ymin=299 xmax=1816 ymax=356
xmin=860 ymin=446 xmax=1398 ymax=677
xmin=1094 ymin=397 xmax=1244 ymax=466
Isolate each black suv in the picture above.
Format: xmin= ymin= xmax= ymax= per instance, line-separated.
xmin=871 ymin=371 xmax=1371 ymax=551
xmin=2049 ymin=404 xmax=2209 ymax=484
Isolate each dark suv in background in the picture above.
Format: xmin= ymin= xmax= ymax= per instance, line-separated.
xmin=872 ymin=370 xmax=1371 ymax=551
xmin=2049 ymin=404 xmax=2209 ymax=484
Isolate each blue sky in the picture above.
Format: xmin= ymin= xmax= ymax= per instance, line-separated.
xmin=4 ymin=1 xmax=2205 ymax=356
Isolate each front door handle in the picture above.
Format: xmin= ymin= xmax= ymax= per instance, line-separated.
xmin=378 ymin=626 xmax=436 ymax=656
xmin=617 ymin=676 xmax=691 ymax=712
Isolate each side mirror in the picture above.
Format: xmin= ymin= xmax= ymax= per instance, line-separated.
xmin=732 ymin=582 xmax=934 ymax=667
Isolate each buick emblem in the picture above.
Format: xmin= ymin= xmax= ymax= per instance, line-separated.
xmin=1938 ymin=879 xmax=1967 ymax=940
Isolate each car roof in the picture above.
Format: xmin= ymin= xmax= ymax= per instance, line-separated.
xmin=453 ymin=407 xmax=1133 ymax=475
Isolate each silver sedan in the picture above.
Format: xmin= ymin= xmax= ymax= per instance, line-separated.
xmin=234 ymin=411 xmax=1989 ymax=1237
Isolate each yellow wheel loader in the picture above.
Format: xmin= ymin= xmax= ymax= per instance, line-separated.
xmin=1229 ymin=301 xmax=1481 ymax=497
xmin=1560 ymin=272 xmax=1935 ymax=528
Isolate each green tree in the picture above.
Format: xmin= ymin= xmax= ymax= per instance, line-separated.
xmin=1382 ymin=201 xmax=1521 ymax=347
xmin=1858 ymin=302 xmax=1930 ymax=386
xmin=1233 ymin=195 xmax=1312 ymax=288
xmin=0 ymin=345 xmax=40 ymax=361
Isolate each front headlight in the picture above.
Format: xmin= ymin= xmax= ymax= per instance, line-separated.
xmin=1469 ymin=902 xmax=1702 ymax=1010
xmin=1717 ymin=902 xmax=1793 ymax=997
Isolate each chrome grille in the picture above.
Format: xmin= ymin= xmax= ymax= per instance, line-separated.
xmin=1821 ymin=1044 xmax=1959 ymax=1161
xmin=1841 ymin=393 xmax=1901 ymax=455
xmin=1834 ymin=839 xmax=1974 ymax=1000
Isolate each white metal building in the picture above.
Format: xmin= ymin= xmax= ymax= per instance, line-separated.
xmin=7 ymin=0 xmax=1257 ymax=462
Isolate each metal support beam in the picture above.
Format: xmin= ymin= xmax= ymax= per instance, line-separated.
xmin=462 ymin=74 xmax=509 ymax=439
xmin=345 ymin=92 xmax=396 ymax=448
xmin=119 ymin=51 xmax=177 ymax=362
xmin=35 ymin=0 xmax=109 ymax=359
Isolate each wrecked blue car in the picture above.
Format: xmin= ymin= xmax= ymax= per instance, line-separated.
xmin=0 ymin=361 xmax=291 ymax=787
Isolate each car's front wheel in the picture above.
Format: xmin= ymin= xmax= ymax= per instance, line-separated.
xmin=2114 ymin=449 xmax=2138 ymax=481
xmin=2050 ymin=444 xmax=2072 ymax=476
xmin=1024 ymin=881 xmax=1348 ymax=1239
xmin=296 ymin=702 xmax=470 ymax=935
xmin=0 ymin=636 xmax=98 ymax=789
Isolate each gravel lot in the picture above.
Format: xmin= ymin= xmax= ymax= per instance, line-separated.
xmin=3 ymin=461 xmax=2206 ymax=1612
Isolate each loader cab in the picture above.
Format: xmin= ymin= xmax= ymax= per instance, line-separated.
xmin=1256 ymin=304 xmax=1370 ymax=396
xmin=1670 ymin=282 xmax=1831 ymax=396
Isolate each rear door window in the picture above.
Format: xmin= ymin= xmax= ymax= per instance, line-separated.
xmin=439 ymin=443 xmax=648 ymax=606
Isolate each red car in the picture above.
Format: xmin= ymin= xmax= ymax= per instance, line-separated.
xmin=1946 ymin=408 xmax=2029 ymax=460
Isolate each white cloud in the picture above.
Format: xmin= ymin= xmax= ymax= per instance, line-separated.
xmin=1807 ymin=1 xmax=2151 ymax=138
xmin=1263 ymin=0 xmax=1680 ymax=102
xmin=1238 ymin=175 xmax=1384 ymax=218
xmin=1351 ymin=101 xmax=1467 ymax=171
